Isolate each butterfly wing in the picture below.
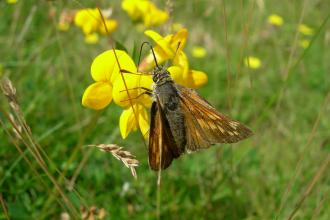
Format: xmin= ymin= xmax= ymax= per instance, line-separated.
xmin=148 ymin=99 xmax=182 ymax=170
xmin=177 ymin=85 xmax=253 ymax=152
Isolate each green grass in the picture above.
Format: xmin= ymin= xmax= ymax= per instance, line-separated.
xmin=1 ymin=0 xmax=330 ymax=219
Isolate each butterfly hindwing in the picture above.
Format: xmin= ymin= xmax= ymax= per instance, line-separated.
xmin=177 ymin=85 xmax=253 ymax=152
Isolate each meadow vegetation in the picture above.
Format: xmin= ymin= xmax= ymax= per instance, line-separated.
xmin=0 ymin=0 xmax=329 ymax=219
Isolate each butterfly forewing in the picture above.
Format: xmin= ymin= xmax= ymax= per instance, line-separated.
xmin=148 ymin=100 xmax=181 ymax=170
xmin=177 ymin=85 xmax=253 ymax=152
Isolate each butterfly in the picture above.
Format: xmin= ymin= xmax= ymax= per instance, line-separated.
xmin=93 ymin=8 xmax=252 ymax=172
xmin=148 ymin=65 xmax=253 ymax=170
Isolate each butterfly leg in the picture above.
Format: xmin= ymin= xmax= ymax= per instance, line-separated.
xmin=119 ymin=87 xmax=152 ymax=93
xmin=120 ymin=69 xmax=153 ymax=76
xmin=120 ymin=91 xmax=153 ymax=103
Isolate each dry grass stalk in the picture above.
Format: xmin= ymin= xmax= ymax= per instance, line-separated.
xmin=0 ymin=77 xmax=80 ymax=217
xmin=89 ymin=144 xmax=139 ymax=179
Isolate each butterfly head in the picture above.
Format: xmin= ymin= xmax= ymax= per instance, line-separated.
xmin=152 ymin=65 xmax=173 ymax=85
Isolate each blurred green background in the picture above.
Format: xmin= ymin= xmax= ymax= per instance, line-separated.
xmin=1 ymin=0 xmax=329 ymax=219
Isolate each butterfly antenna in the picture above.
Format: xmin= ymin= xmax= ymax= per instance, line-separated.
xmin=172 ymin=41 xmax=181 ymax=62
xmin=138 ymin=41 xmax=160 ymax=69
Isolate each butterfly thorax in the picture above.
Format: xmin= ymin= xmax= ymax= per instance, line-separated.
xmin=152 ymin=66 xmax=173 ymax=86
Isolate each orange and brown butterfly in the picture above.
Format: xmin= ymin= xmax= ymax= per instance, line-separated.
xmin=146 ymin=52 xmax=253 ymax=171
xmin=96 ymin=8 xmax=252 ymax=171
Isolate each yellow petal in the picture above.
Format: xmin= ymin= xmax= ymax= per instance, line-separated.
xmin=192 ymin=46 xmax=207 ymax=58
xmin=119 ymin=104 xmax=149 ymax=139
xmin=171 ymin=29 xmax=188 ymax=52
xmin=172 ymin=23 xmax=184 ymax=32
xmin=112 ymin=74 xmax=152 ymax=108
xmin=82 ymin=82 xmax=112 ymax=110
xmin=138 ymin=45 xmax=169 ymax=71
xmin=99 ymin=19 xmax=118 ymax=35
xmin=173 ymin=51 xmax=189 ymax=79
xmin=188 ymin=70 xmax=208 ymax=88
xmin=122 ymin=0 xmax=147 ymax=20
xmin=75 ymin=8 xmax=99 ymax=31
xmin=298 ymin=24 xmax=314 ymax=36
xmin=299 ymin=39 xmax=310 ymax=49
xmin=138 ymin=106 xmax=150 ymax=139
xmin=144 ymin=30 xmax=174 ymax=57
xmin=6 ymin=0 xmax=18 ymax=4
xmin=244 ymin=56 xmax=262 ymax=69
xmin=82 ymin=22 xmax=96 ymax=35
xmin=119 ymin=107 xmax=137 ymax=139
xmin=143 ymin=3 xmax=169 ymax=27
xmin=84 ymin=33 xmax=99 ymax=44
xmin=136 ymin=75 xmax=153 ymax=107
xmin=267 ymin=14 xmax=284 ymax=26
xmin=91 ymin=50 xmax=136 ymax=83
xmin=168 ymin=66 xmax=185 ymax=85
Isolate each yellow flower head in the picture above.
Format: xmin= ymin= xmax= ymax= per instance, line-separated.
xmin=98 ymin=19 xmax=118 ymax=35
xmin=141 ymin=29 xmax=208 ymax=89
xmin=143 ymin=2 xmax=169 ymax=27
xmin=122 ymin=0 xmax=168 ymax=27
xmin=172 ymin=23 xmax=184 ymax=32
xmin=299 ymin=39 xmax=310 ymax=49
xmin=84 ymin=33 xmax=99 ymax=44
xmin=141 ymin=29 xmax=188 ymax=69
xmin=267 ymin=14 xmax=284 ymax=26
xmin=82 ymin=50 xmax=152 ymax=138
xmin=74 ymin=8 xmax=100 ymax=35
xmin=74 ymin=8 xmax=118 ymax=36
xmin=298 ymin=24 xmax=314 ymax=36
xmin=192 ymin=46 xmax=207 ymax=58
xmin=6 ymin=0 xmax=18 ymax=4
xmin=244 ymin=56 xmax=262 ymax=69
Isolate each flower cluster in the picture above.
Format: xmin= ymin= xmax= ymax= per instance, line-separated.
xmin=82 ymin=29 xmax=208 ymax=139
xmin=122 ymin=0 xmax=169 ymax=27
xmin=74 ymin=8 xmax=118 ymax=44
xmin=139 ymin=29 xmax=208 ymax=88
xmin=298 ymin=24 xmax=314 ymax=49
xmin=267 ymin=14 xmax=315 ymax=49
xmin=244 ymin=56 xmax=261 ymax=69
xmin=82 ymin=49 xmax=152 ymax=139
xmin=267 ymin=14 xmax=284 ymax=27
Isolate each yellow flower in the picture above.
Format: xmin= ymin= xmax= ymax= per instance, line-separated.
xmin=74 ymin=8 xmax=100 ymax=35
xmin=120 ymin=104 xmax=149 ymax=139
xmin=141 ymin=29 xmax=188 ymax=69
xmin=172 ymin=23 xmax=184 ymax=32
xmin=141 ymin=29 xmax=208 ymax=89
xmin=74 ymin=8 xmax=118 ymax=36
xmin=98 ymin=19 xmax=118 ymax=35
xmin=141 ymin=29 xmax=208 ymax=88
xmin=57 ymin=22 xmax=70 ymax=32
xmin=298 ymin=24 xmax=314 ymax=36
xmin=82 ymin=50 xmax=136 ymax=110
xmin=82 ymin=49 xmax=152 ymax=138
xmin=84 ymin=33 xmax=99 ymax=44
xmin=122 ymin=0 xmax=150 ymax=20
xmin=299 ymin=39 xmax=310 ymax=49
xmin=244 ymin=56 xmax=261 ymax=69
xmin=6 ymin=0 xmax=18 ymax=4
xmin=143 ymin=3 xmax=169 ymax=27
xmin=267 ymin=14 xmax=284 ymax=26
xmin=192 ymin=46 xmax=207 ymax=58
xmin=122 ymin=0 xmax=168 ymax=27
xmin=168 ymin=66 xmax=208 ymax=89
